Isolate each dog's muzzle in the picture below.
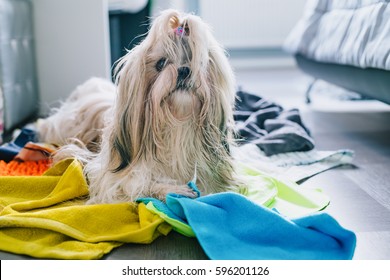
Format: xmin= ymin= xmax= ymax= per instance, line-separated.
xmin=176 ymin=66 xmax=191 ymax=90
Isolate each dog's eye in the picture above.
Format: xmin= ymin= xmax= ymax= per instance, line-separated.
xmin=156 ymin=58 xmax=167 ymax=72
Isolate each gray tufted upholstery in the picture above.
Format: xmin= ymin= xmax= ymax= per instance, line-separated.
xmin=0 ymin=0 xmax=39 ymax=134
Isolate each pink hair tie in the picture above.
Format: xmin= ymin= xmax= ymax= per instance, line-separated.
xmin=175 ymin=26 xmax=185 ymax=36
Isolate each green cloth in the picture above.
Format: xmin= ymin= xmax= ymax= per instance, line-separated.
xmin=145 ymin=163 xmax=330 ymax=237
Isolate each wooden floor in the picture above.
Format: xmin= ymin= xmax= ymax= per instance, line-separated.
xmin=301 ymin=111 xmax=390 ymax=259
xmin=1 ymin=67 xmax=389 ymax=260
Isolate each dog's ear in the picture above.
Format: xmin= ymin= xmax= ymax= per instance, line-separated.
xmin=110 ymin=45 xmax=150 ymax=172
xmin=208 ymin=43 xmax=236 ymax=146
xmin=108 ymin=9 xmax=184 ymax=173
xmin=183 ymin=14 xmax=236 ymax=154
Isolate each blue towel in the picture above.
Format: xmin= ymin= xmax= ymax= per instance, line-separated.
xmin=165 ymin=192 xmax=356 ymax=260
xmin=141 ymin=188 xmax=356 ymax=260
xmin=0 ymin=128 xmax=38 ymax=162
xmin=139 ymin=175 xmax=355 ymax=260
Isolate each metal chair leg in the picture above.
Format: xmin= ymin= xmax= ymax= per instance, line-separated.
xmin=305 ymin=79 xmax=317 ymax=104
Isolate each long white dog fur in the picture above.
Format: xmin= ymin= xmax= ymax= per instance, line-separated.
xmin=38 ymin=9 xmax=238 ymax=203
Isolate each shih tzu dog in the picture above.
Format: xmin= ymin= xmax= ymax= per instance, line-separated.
xmin=38 ymin=9 xmax=238 ymax=203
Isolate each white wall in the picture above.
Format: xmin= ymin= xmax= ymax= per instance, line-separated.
xmin=198 ymin=0 xmax=307 ymax=69
xmin=151 ymin=0 xmax=198 ymax=15
xmin=33 ymin=0 xmax=111 ymax=114
xmin=199 ymin=0 xmax=306 ymax=49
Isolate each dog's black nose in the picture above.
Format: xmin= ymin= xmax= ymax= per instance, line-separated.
xmin=178 ymin=67 xmax=190 ymax=80
xmin=177 ymin=67 xmax=191 ymax=88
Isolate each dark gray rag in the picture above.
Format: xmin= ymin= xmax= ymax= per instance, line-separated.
xmin=234 ymin=90 xmax=314 ymax=155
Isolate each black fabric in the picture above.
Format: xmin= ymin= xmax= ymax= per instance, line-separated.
xmin=234 ymin=90 xmax=314 ymax=156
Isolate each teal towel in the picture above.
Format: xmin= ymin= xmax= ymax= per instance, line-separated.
xmin=141 ymin=190 xmax=356 ymax=260
xmin=166 ymin=192 xmax=356 ymax=259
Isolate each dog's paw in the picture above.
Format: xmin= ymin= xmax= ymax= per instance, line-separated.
xmin=172 ymin=184 xmax=199 ymax=198
xmin=154 ymin=183 xmax=199 ymax=201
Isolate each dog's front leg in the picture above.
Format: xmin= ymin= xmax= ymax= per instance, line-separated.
xmin=150 ymin=182 xmax=199 ymax=201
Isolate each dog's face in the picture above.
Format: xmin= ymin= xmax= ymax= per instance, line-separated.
xmin=146 ymin=21 xmax=200 ymax=121
xmin=110 ymin=9 xmax=236 ymax=180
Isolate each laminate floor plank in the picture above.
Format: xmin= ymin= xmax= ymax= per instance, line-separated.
xmin=302 ymin=169 xmax=390 ymax=234
xmin=105 ymin=231 xmax=207 ymax=260
xmin=354 ymin=231 xmax=390 ymax=260
xmin=344 ymin=163 xmax=390 ymax=211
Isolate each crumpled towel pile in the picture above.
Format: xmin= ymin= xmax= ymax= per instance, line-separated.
xmin=0 ymin=159 xmax=171 ymax=259
xmin=140 ymin=164 xmax=356 ymax=260
xmin=0 ymin=158 xmax=356 ymax=260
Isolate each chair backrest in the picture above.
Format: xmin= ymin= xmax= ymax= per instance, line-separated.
xmin=0 ymin=0 xmax=39 ymax=138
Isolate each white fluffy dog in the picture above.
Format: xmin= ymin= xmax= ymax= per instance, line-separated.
xmin=38 ymin=9 xmax=238 ymax=203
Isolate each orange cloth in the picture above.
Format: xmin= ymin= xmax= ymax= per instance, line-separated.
xmin=0 ymin=160 xmax=51 ymax=176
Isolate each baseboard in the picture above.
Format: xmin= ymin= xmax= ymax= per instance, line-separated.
xmin=227 ymin=48 xmax=296 ymax=70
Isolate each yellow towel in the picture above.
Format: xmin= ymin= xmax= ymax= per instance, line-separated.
xmin=0 ymin=159 xmax=171 ymax=259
